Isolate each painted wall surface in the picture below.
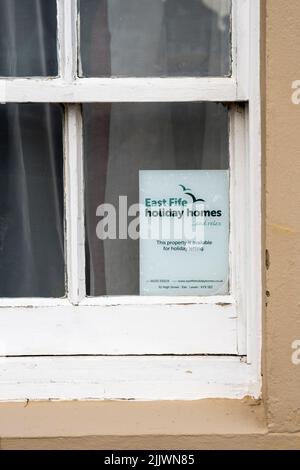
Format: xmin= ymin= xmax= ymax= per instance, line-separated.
xmin=265 ymin=0 xmax=300 ymax=434
xmin=0 ymin=0 xmax=300 ymax=450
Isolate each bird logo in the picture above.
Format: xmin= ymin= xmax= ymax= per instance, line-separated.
xmin=179 ymin=184 xmax=205 ymax=203
xmin=179 ymin=184 xmax=191 ymax=192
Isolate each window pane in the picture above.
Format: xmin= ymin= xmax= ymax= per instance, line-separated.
xmin=79 ymin=0 xmax=231 ymax=77
xmin=84 ymin=103 xmax=229 ymax=296
xmin=0 ymin=104 xmax=65 ymax=297
xmin=0 ymin=0 xmax=58 ymax=76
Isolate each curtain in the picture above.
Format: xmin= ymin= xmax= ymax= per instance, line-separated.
xmin=0 ymin=0 xmax=231 ymax=297
xmin=83 ymin=0 xmax=231 ymax=296
xmin=80 ymin=0 xmax=231 ymax=77
xmin=84 ymin=102 xmax=229 ymax=296
xmin=0 ymin=0 xmax=57 ymax=76
xmin=0 ymin=0 xmax=64 ymax=297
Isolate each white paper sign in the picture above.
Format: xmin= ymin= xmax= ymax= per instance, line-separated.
xmin=139 ymin=170 xmax=229 ymax=296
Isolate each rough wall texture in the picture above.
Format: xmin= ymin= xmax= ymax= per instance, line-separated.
xmin=265 ymin=0 xmax=300 ymax=433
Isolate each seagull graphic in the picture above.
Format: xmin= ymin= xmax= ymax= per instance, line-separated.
xmin=179 ymin=184 xmax=191 ymax=192
xmin=184 ymin=193 xmax=206 ymax=203
xmin=179 ymin=184 xmax=205 ymax=203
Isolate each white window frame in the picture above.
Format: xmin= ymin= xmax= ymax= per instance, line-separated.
xmin=0 ymin=0 xmax=261 ymax=401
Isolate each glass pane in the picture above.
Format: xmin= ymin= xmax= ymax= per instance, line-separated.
xmin=79 ymin=0 xmax=231 ymax=77
xmin=84 ymin=103 xmax=229 ymax=296
xmin=0 ymin=0 xmax=58 ymax=76
xmin=0 ymin=104 xmax=65 ymax=297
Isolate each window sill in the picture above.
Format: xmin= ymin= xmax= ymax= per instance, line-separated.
xmin=2 ymin=399 xmax=300 ymax=449
xmin=0 ymin=398 xmax=266 ymax=439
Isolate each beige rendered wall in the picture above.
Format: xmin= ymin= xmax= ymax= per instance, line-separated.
xmin=264 ymin=0 xmax=300 ymax=434
xmin=0 ymin=0 xmax=300 ymax=450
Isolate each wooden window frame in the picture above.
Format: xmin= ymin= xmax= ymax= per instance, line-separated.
xmin=0 ymin=0 xmax=262 ymax=401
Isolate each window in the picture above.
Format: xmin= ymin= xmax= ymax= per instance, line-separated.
xmin=0 ymin=0 xmax=261 ymax=400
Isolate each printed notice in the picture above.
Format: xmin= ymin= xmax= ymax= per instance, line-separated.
xmin=139 ymin=170 xmax=229 ymax=296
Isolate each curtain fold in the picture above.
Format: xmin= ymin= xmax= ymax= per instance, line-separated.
xmin=82 ymin=0 xmax=231 ymax=296
xmin=0 ymin=0 xmax=57 ymax=76
xmin=0 ymin=1 xmax=64 ymax=298
xmin=0 ymin=0 xmax=231 ymax=297
xmin=84 ymin=102 xmax=229 ymax=296
xmin=80 ymin=0 xmax=231 ymax=77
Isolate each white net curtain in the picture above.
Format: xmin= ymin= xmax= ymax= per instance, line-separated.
xmin=0 ymin=0 xmax=231 ymax=297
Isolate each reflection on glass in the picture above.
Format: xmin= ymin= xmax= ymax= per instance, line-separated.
xmin=0 ymin=104 xmax=65 ymax=297
xmin=79 ymin=0 xmax=231 ymax=77
xmin=0 ymin=0 xmax=58 ymax=76
xmin=83 ymin=102 xmax=229 ymax=296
